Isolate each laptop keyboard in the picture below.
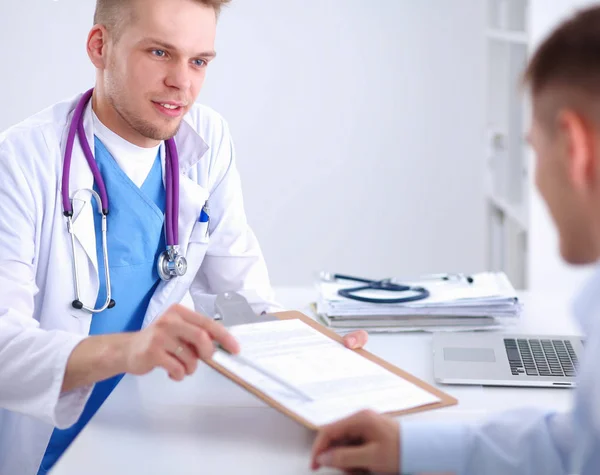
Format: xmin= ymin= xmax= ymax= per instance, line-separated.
xmin=504 ymin=338 xmax=578 ymax=377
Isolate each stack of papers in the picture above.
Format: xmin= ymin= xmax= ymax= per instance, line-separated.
xmin=315 ymin=272 xmax=522 ymax=333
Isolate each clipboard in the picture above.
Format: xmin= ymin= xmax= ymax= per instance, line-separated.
xmin=205 ymin=295 xmax=457 ymax=430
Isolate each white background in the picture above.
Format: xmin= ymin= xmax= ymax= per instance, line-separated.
xmin=1 ymin=0 xmax=487 ymax=286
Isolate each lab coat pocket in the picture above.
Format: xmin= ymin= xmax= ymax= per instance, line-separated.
xmin=184 ymin=221 xmax=211 ymax=280
xmin=189 ymin=220 xmax=210 ymax=244
xmin=70 ymin=307 xmax=93 ymax=333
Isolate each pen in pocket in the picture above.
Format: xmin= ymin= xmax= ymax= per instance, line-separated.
xmin=199 ymin=203 xmax=209 ymax=222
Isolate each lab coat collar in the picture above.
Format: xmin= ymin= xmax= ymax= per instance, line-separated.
xmin=176 ymin=116 xmax=210 ymax=171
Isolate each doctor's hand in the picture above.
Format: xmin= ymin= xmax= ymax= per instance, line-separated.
xmin=125 ymin=304 xmax=240 ymax=381
xmin=341 ymin=330 xmax=369 ymax=350
xmin=311 ymin=410 xmax=400 ymax=474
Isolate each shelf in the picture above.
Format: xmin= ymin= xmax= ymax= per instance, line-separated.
xmin=486 ymin=28 xmax=528 ymax=44
xmin=487 ymin=0 xmax=528 ymax=33
xmin=487 ymin=199 xmax=528 ymax=289
xmin=485 ymin=37 xmax=529 ymax=223
xmin=485 ymin=0 xmax=529 ymax=290
xmin=488 ymin=193 xmax=528 ymax=230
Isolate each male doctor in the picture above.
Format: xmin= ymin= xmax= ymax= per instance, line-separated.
xmin=311 ymin=6 xmax=600 ymax=475
xmin=0 ymin=0 xmax=367 ymax=473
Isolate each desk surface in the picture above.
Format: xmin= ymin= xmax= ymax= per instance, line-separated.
xmin=51 ymin=288 xmax=581 ymax=475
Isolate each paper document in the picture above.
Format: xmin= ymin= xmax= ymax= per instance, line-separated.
xmin=213 ymin=319 xmax=440 ymax=427
xmin=315 ymin=272 xmax=522 ymax=332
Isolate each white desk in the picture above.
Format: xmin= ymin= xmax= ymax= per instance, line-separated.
xmin=51 ymin=288 xmax=581 ymax=475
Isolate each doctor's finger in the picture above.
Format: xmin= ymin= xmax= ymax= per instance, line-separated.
xmin=342 ymin=330 xmax=369 ymax=350
xmin=156 ymin=351 xmax=186 ymax=381
xmin=167 ymin=319 xmax=218 ymax=361
xmin=195 ymin=328 xmax=216 ymax=361
xmin=174 ymin=305 xmax=240 ymax=354
xmin=166 ymin=338 xmax=198 ymax=375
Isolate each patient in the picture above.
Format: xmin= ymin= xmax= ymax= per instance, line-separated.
xmin=311 ymin=5 xmax=600 ymax=475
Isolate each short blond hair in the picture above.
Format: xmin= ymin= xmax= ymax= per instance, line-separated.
xmin=94 ymin=0 xmax=231 ymax=39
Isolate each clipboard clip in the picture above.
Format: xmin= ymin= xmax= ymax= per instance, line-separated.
xmin=214 ymin=292 xmax=277 ymax=326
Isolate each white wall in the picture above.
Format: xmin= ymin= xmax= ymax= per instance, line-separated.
xmin=527 ymin=0 xmax=600 ymax=296
xmin=0 ymin=0 xmax=486 ymax=286
xmin=0 ymin=1 xmax=96 ymax=128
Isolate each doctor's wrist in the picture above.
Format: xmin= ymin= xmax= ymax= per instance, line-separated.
xmin=108 ymin=332 xmax=137 ymax=374
xmin=62 ymin=333 xmax=136 ymax=393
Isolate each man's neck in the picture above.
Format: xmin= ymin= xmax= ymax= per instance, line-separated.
xmin=91 ymin=90 xmax=159 ymax=149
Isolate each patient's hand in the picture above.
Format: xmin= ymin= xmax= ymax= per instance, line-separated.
xmin=342 ymin=330 xmax=369 ymax=350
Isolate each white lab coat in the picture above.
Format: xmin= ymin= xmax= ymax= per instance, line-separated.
xmin=0 ymin=92 xmax=281 ymax=475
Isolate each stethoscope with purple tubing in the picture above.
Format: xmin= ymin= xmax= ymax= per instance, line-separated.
xmin=62 ymin=88 xmax=189 ymax=313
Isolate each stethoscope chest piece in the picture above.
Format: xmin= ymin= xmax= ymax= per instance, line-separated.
xmin=157 ymin=246 xmax=188 ymax=281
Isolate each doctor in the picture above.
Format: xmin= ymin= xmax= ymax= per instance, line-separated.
xmin=311 ymin=5 xmax=600 ymax=475
xmin=0 ymin=0 xmax=367 ymax=474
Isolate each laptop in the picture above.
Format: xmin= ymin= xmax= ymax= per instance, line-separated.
xmin=432 ymin=332 xmax=584 ymax=388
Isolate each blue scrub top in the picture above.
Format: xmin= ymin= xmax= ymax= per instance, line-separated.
xmin=37 ymin=139 xmax=166 ymax=474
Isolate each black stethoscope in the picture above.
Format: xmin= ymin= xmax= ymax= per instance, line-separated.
xmin=321 ymin=272 xmax=474 ymax=304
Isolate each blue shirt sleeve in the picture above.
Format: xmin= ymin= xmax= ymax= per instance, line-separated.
xmin=400 ymin=410 xmax=573 ymax=475
xmin=401 ymin=419 xmax=471 ymax=473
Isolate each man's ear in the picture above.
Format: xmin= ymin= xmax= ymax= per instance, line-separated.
xmin=87 ymin=25 xmax=109 ymax=70
xmin=557 ymin=109 xmax=596 ymax=191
